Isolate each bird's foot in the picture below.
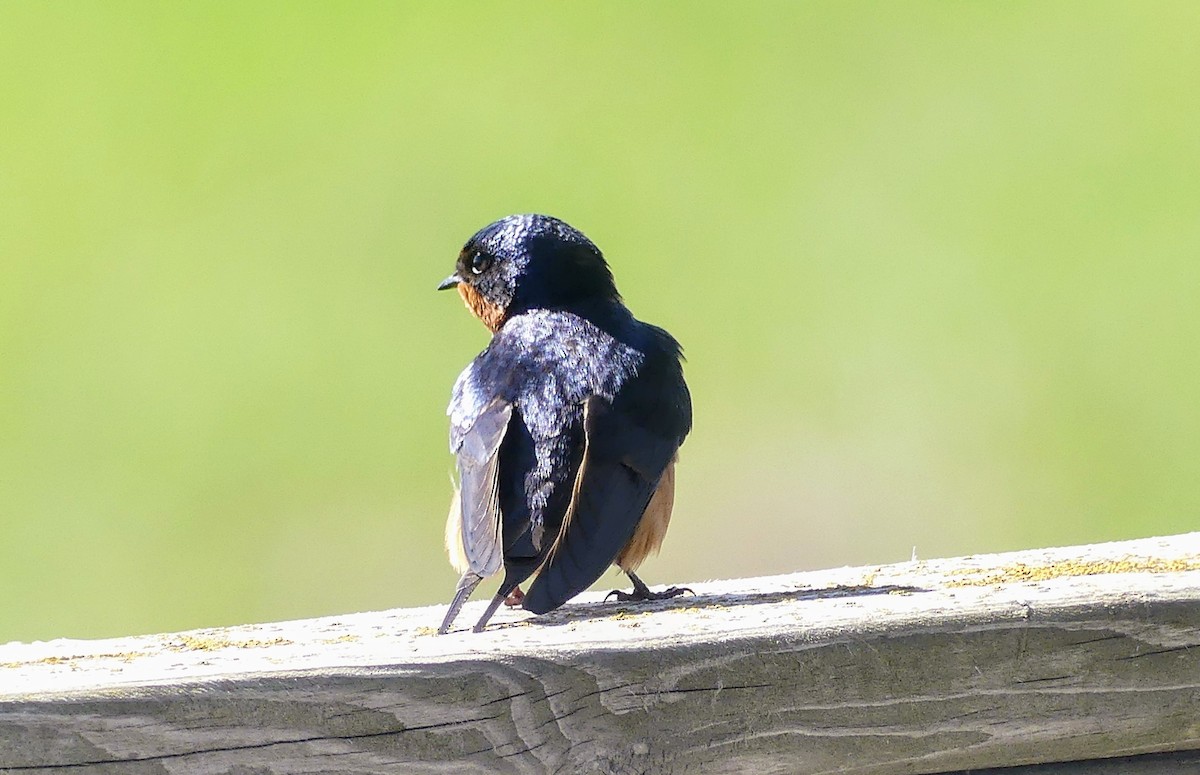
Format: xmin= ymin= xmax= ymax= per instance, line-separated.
xmin=605 ymin=585 xmax=694 ymax=603
xmin=503 ymin=587 xmax=525 ymax=607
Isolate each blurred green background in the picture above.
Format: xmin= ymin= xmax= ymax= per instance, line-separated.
xmin=2 ymin=3 xmax=1198 ymax=643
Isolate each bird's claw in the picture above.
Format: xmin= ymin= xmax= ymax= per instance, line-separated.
xmin=605 ymin=585 xmax=694 ymax=603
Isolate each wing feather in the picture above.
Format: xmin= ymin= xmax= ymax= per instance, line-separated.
xmin=451 ymin=398 xmax=512 ymax=578
xmin=523 ymin=396 xmax=677 ymax=614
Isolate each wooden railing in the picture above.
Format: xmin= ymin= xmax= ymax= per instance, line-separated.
xmin=2 ymin=532 xmax=1199 ymax=773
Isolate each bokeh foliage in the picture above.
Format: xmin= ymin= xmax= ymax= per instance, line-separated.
xmin=2 ymin=3 xmax=1197 ymax=641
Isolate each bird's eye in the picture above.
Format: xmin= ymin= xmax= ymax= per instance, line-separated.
xmin=469 ymin=252 xmax=492 ymax=275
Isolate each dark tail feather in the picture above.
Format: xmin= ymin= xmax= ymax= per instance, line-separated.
xmin=468 ymin=555 xmax=542 ymax=632
xmin=471 ymin=592 xmax=508 ymax=633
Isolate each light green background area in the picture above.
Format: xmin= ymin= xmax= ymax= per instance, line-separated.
xmin=2 ymin=4 xmax=1197 ymax=642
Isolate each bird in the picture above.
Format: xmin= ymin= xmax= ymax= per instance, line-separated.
xmin=435 ymin=214 xmax=692 ymax=634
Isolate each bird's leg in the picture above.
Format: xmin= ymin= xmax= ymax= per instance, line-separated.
xmin=503 ymin=587 xmax=525 ymax=607
xmin=605 ymin=570 xmax=694 ymax=603
xmin=438 ymin=572 xmax=483 ymax=634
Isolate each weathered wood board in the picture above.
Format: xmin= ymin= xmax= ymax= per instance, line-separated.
xmin=2 ymin=533 xmax=1199 ymax=774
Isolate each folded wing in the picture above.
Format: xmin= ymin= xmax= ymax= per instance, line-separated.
xmin=451 ymin=398 xmax=513 ymax=579
xmin=523 ymin=396 xmax=678 ymax=614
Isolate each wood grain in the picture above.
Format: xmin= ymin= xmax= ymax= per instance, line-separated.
xmin=2 ymin=533 xmax=1199 ymax=774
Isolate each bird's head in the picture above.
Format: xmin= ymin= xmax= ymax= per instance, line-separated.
xmin=438 ymin=214 xmax=619 ymax=332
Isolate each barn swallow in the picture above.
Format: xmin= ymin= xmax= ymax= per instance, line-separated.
xmin=436 ymin=214 xmax=692 ymax=634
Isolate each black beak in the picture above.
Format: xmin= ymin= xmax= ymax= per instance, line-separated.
xmin=437 ymin=273 xmax=461 ymax=291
